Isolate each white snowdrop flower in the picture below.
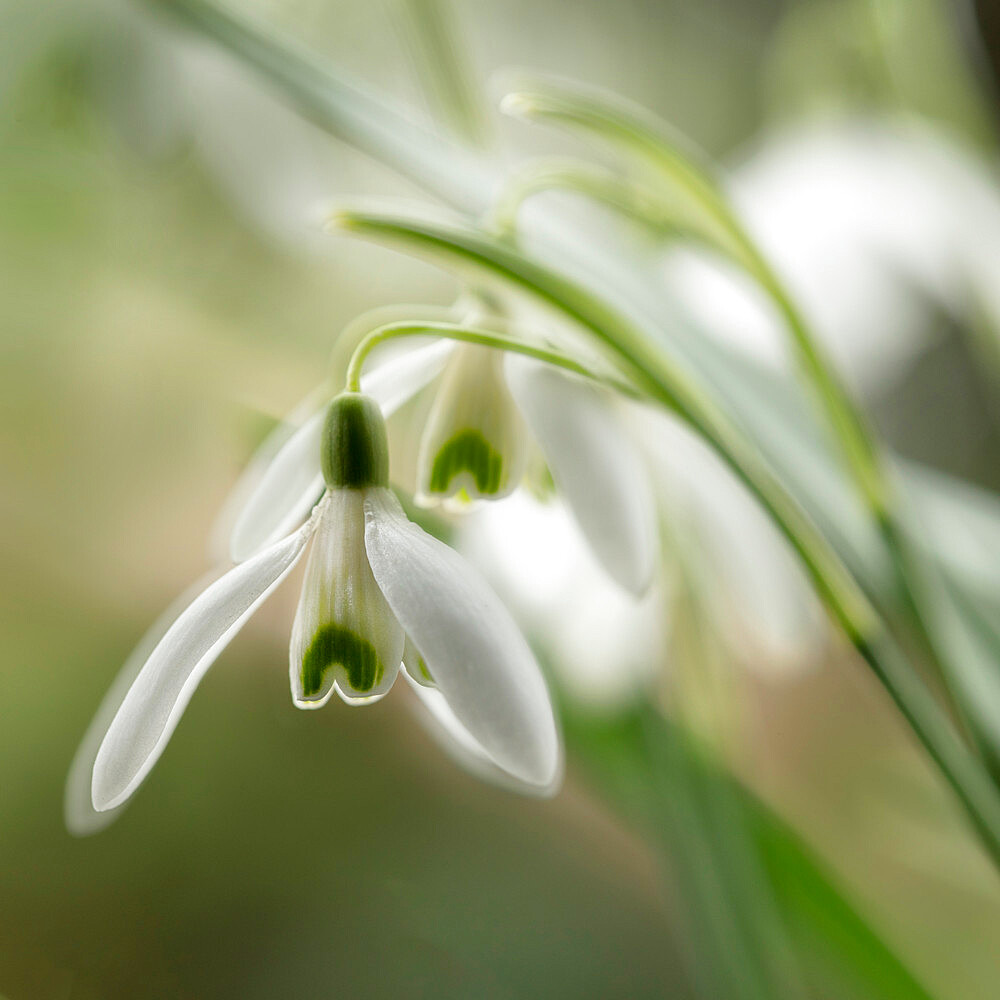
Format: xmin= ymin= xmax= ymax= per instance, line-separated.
xmin=227 ymin=338 xmax=659 ymax=599
xmin=84 ymin=393 xmax=561 ymax=818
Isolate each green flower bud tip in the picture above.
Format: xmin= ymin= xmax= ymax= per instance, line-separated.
xmin=322 ymin=392 xmax=389 ymax=489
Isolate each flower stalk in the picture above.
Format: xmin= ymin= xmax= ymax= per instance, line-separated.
xmin=343 ymin=320 xmax=626 ymax=396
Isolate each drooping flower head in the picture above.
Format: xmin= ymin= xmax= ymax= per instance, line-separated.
xmin=76 ymin=390 xmax=561 ymax=830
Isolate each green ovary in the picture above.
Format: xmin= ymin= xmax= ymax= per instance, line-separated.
xmin=301 ymin=624 xmax=384 ymax=696
xmin=429 ymin=429 xmax=504 ymax=495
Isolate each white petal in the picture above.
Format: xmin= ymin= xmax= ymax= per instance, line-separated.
xmin=227 ymin=342 xmax=453 ymax=562
xmin=65 ymin=571 xmax=221 ymax=835
xmin=91 ymin=522 xmax=315 ymax=812
xmin=364 ymin=489 xmax=561 ymax=787
xmin=229 ymin=410 xmax=325 ymax=563
xmin=360 ymin=337 xmax=454 ymax=416
xmin=209 ymin=382 xmax=331 ymax=563
xmin=640 ymin=409 xmax=822 ymax=671
xmin=289 ymin=490 xmax=404 ymax=707
xmin=505 ymin=355 xmax=657 ymax=596
xmin=401 ymin=667 xmax=561 ymax=796
xmin=403 ymin=635 xmax=436 ymax=688
xmin=416 ymin=344 xmax=530 ymax=503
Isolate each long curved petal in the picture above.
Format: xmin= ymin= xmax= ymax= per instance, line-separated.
xmin=209 ymin=382 xmax=331 ymax=562
xmin=227 ymin=340 xmax=453 ymax=562
xmin=91 ymin=521 xmax=315 ymax=812
xmin=505 ymin=355 xmax=657 ymax=596
xmin=65 ymin=571 xmax=221 ymax=835
xmin=363 ymin=489 xmax=561 ymax=788
xmin=229 ymin=411 xmax=326 ymax=563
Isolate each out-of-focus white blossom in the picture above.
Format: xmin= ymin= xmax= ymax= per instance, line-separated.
xmin=665 ymin=119 xmax=1000 ymax=393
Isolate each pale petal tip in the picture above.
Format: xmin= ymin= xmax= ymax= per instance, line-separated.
xmin=90 ymin=758 xmax=131 ymax=814
xmin=499 ymin=93 xmax=537 ymax=120
xmin=291 ymin=690 xmax=336 ymax=711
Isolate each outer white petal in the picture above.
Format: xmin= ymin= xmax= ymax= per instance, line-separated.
xmin=363 ymin=489 xmax=561 ymax=787
xmin=289 ymin=491 xmax=404 ymax=707
xmin=360 ymin=337 xmax=454 ymax=416
xmin=229 ymin=410 xmax=326 ymax=563
xmin=211 ymin=382 xmax=330 ymax=563
xmin=65 ymin=571 xmax=221 ymax=836
xmin=505 ymin=355 xmax=656 ymax=596
xmin=401 ymin=667 xmax=561 ymax=796
xmin=227 ymin=342 xmax=453 ymax=562
xmin=91 ymin=522 xmax=315 ymax=813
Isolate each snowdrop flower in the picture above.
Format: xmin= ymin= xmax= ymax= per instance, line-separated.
xmin=85 ymin=391 xmax=560 ymax=817
xmin=419 ymin=345 xmax=657 ymax=596
xmin=230 ymin=333 xmax=658 ymax=600
xmin=463 ymin=407 xmax=824 ymax=708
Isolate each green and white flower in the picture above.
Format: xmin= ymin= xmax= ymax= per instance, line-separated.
xmin=226 ymin=335 xmax=658 ymax=598
xmin=81 ymin=392 xmax=560 ymax=822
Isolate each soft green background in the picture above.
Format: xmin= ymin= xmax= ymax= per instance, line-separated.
xmin=2 ymin=1 xmax=999 ymax=997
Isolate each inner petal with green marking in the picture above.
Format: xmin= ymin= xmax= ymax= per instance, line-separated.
xmin=289 ymin=488 xmax=405 ymax=707
xmin=301 ymin=623 xmax=384 ymax=696
xmin=429 ymin=428 xmax=505 ymax=495
xmin=403 ymin=638 xmax=435 ymax=688
xmin=417 ymin=343 xmax=530 ymax=502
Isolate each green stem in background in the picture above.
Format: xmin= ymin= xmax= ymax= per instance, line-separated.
xmin=330 ymin=208 xmax=1000 ymax=868
xmin=566 ymin=701 xmax=937 ymax=1000
xmin=499 ymin=79 xmax=982 ymax=746
xmin=328 ymin=303 xmax=464 ymax=390
xmin=345 ymin=320 xmax=621 ymax=393
xmin=332 ymin=210 xmax=876 ymax=637
xmin=397 ymin=0 xmax=488 ymax=147
xmin=488 ymin=159 xmax=704 ymax=245
xmin=500 ymin=82 xmax=887 ymax=516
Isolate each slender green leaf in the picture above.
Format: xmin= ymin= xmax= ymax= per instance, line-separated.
xmin=567 ymin=704 xmax=938 ymax=1000
xmin=156 ymin=0 xmax=493 ymax=212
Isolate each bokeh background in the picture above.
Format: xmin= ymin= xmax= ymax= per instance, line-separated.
xmin=3 ymin=0 xmax=1000 ymax=997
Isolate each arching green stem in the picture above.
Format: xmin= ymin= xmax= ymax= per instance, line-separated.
xmin=501 ymin=82 xmax=886 ymax=514
xmin=500 ymin=80 xmax=976 ymax=737
xmin=345 ymin=320 xmax=633 ymax=396
xmin=489 ymin=160 xmax=703 ymax=246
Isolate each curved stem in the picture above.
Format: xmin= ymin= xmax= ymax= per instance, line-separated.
xmin=503 ymin=84 xmax=887 ymax=513
xmin=500 ymin=87 xmax=973 ymax=726
xmin=491 ymin=158 xmax=727 ymax=259
xmin=346 ymin=320 xmax=628 ymax=394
